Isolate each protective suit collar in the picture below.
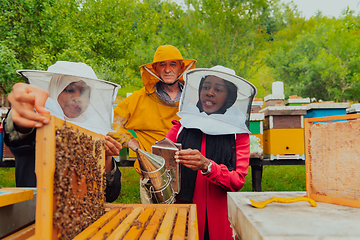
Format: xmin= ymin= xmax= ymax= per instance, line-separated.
xmin=140 ymin=45 xmax=196 ymax=104
xmin=178 ymin=66 xmax=257 ymax=135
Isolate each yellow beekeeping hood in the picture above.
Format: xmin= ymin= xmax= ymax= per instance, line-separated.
xmin=140 ymin=45 xmax=196 ymax=93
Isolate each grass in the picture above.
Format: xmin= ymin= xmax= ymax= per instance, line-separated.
xmin=0 ymin=164 xmax=306 ymax=202
xmin=114 ymin=167 xmax=141 ymax=203
xmin=0 ymin=167 xmax=16 ymax=187
xmin=241 ymin=165 xmax=306 ymax=192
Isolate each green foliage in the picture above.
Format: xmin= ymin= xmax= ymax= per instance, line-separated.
xmin=0 ymin=44 xmax=23 ymax=94
xmin=183 ymin=0 xmax=271 ymax=79
xmin=266 ymin=13 xmax=360 ymax=101
xmin=0 ymin=0 xmax=359 ymax=100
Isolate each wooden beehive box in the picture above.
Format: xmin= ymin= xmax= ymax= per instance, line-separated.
xmin=0 ymin=188 xmax=35 ymax=239
xmin=35 ymin=115 xmax=106 ymax=239
xmin=249 ymin=113 xmax=264 ymax=159
xmin=304 ymin=114 xmax=360 ymax=208
xmin=73 ymin=203 xmax=198 ymax=240
xmin=8 ymin=204 xmax=199 ymax=239
xmin=260 ymin=106 xmax=307 ymax=160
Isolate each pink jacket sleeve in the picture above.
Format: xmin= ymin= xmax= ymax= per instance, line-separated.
xmin=166 ymin=120 xmax=181 ymax=142
xmin=205 ymin=133 xmax=250 ymax=192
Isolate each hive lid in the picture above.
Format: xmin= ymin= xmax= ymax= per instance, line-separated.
xmin=259 ymin=106 xmax=307 ymax=116
xmin=306 ymin=102 xmax=350 ymax=110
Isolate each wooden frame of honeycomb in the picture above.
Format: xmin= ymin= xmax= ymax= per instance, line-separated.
xmin=304 ymin=113 xmax=360 ymax=208
xmin=35 ymin=115 xmax=106 ymax=239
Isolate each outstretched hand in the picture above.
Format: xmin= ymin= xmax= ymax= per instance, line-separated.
xmin=7 ymin=83 xmax=50 ymax=131
xmin=175 ymin=148 xmax=211 ymax=172
xmin=104 ymin=135 xmax=122 ymax=157
xmin=104 ymin=136 xmax=122 ymax=172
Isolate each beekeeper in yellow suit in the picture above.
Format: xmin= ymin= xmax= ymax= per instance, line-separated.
xmin=110 ymin=45 xmax=196 ymax=203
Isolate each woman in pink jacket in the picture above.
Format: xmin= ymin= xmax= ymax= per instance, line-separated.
xmin=166 ymin=66 xmax=257 ymax=240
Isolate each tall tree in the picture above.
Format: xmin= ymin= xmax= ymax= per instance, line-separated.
xmin=267 ymin=12 xmax=360 ymax=101
xmin=182 ymin=0 xmax=271 ymax=81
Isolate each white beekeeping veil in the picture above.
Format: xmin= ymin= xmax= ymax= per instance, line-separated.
xmin=178 ymin=65 xmax=257 ymax=135
xmin=17 ymin=61 xmax=120 ymax=135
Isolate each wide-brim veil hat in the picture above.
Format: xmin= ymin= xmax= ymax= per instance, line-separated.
xmin=178 ymin=65 xmax=257 ymax=135
xmin=16 ymin=61 xmax=120 ymax=135
xmin=140 ymin=45 xmax=196 ymax=93
xmin=17 ymin=61 xmax=119 ymax=93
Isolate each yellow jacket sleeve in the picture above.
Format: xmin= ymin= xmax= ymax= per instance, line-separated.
xmin=109 ymin=97 xmax=134 ymax=148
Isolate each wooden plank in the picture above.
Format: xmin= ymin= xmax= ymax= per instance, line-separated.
xmin=261 ymin=108 xmax=307 ymax=116
xmin=305 ymin=113 xmax=360 ymax=123
xmin=2 ymin=224 xmax=35 ymax=240
xmin=107 ymin=207 xmax=144 ymax=240
xmin=304 ymin=118 xmax=312 ymax=199
xmin=310 ymin=194 xmax=360 ymax=208
xmin=105 ymin=203 xmax=195 ymax=209
xmin=188 ymin=204 xmax=199 ymax=240
xmin=35 ymin=114 xmax=55 ymax=240
xmin=139 ymin=207 xmax=165 ymax=240
xmin=73 ymin=208 xmax=119 ymax=240
xmin=89 ymin=207 xmax=133 ymax=239
xmin=155 ymin=206 xmax=177 ymax=240
xmin=0 ymin=188 xmax=33 ymax=208
xmin=171 ymin=207 xmax=188 ymax=240
xmin=123 ymin=206 xmax=155 ymax=240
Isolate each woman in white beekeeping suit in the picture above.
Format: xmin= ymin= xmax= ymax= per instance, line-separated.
xmin=4 ymin=61 xmax=122 ymax=202
xmin=166 ymin=65 xmax=257 ymax=240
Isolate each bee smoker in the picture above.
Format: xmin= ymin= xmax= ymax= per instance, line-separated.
xmin=135 ymin=148 xmax=175 ymax=204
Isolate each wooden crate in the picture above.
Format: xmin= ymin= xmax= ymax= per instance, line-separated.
xmin=35 ymin=115 xmax=106 ymax=239
xmin=304 ymin=114 xmax=360 ymax=208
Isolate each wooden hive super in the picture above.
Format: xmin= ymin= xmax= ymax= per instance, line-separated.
xmin=304 ymin=114 xmax=360 ymax=208
xmin=6 ymin=115 xmax=199 ymax=240
xmin=74 ymin=203 xmax=198 ymax=240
